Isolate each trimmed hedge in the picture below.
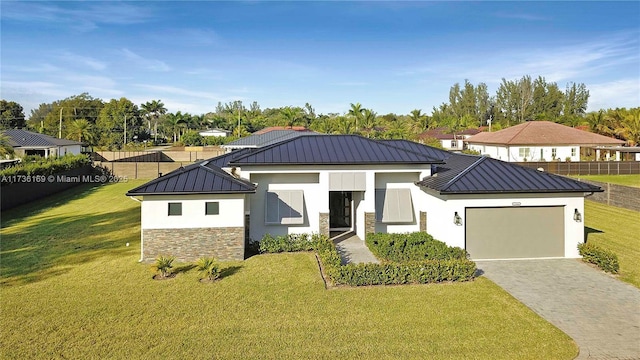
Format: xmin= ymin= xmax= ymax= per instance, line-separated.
xmin=259 ymin=233 xmax=477 ymax=286
xmin=578 ymin=242 xmax=619 ymax=274
xmin=0 ymin=154 xmax=91 ymax=177
xmin=366 ymin=232 xmax=468 ymax=261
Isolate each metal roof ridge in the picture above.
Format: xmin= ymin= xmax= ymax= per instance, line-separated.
xmin=440 ymin=155 xmax=487 ymax=191
xmin=377 ymin=139 xmax=447 ymax=163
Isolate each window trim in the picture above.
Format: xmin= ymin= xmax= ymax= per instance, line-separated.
xmin=168 ymin=202 xmax=182 ymax=216
xmin=205 ymin=201 xmax=219 ymax=215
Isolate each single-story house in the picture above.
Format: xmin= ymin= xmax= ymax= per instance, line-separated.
xmin=2 ymin=129 xmax=83 ymax=158
xmin=127 ymin=135 xmax=601 ymax=262
xmin=418 ymin=127 xmax=482 ymax=150
xmin=465 ymin=121 xmax=625 ymax=162
xmin=199 ymin=129 xmax=230 ymax=137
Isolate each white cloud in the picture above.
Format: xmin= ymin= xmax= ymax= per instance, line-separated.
xmin=58 ymin=52 xmax=107 ymax=71
xmin=588 ymin=79 xmax=640 ymax=111
xmin=121 ymin=49 xmax=171 ymax=72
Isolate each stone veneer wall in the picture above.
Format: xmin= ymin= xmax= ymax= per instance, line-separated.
xmin=143 ymin=227 xmax=244 ymax=262
xmin=420 ymin=211 xmax=427 ymax=232
xmin=319 ymin=213 xmax=329 ymax=237
xmin=364 ymin=212 xmax=376 ymax=240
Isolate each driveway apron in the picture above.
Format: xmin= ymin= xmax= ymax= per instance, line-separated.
xmin=476 ymin=259 xmax=640 ymax=360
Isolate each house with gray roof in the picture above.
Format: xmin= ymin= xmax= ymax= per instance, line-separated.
xmin=2 ymin=129 xmax=83 ymax=158
xmin=221 ymin=129 xmax=320 ymax=151
xmin=127 ymin=135 xmax=601 ymax=262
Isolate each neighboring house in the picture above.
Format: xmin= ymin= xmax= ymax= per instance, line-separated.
xmin=127 ymin=135 xmax=601 ymax=263
xmin=2 ymin=129 xmax=83 ymax=158
xmin=222 ymin=129 xmax=320 ymax=152
xmin=417 ymin=127 xmax=481 ymax=150
xmin=254 ymin=126 xmax=310 ymax=134
xmin=199 ymin=129 xmax=230 ymax=137
xmin=466 ymin=121 xmax=625 ymax=162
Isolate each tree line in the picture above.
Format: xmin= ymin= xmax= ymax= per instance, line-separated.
xmin=1 ymin=75 xmax=638 ymax=150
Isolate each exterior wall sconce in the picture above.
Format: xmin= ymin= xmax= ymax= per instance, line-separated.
xmin=573 ymin=208 xmax=582 ymax=222
xmin=453 ymin=211 xmax=463 ymax=226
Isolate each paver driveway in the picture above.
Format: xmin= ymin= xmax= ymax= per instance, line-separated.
xmin=476 ymin=259 xmax=640 ymax=359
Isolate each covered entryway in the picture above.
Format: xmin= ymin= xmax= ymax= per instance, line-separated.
xmin=465 ymin=206 xmax=564 ymax=259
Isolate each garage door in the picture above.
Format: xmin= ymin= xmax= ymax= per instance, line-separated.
xmin=465 ymin=206 xmax=564 ymax=259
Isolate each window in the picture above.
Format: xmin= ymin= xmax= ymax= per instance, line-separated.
xmin=205 ymin=202 xmax=219 ymax=215
xmin=168 ymin=202 xmax=182 ymax=216
xmin=571 ymin=148 xmax=577 ymax=157
xmin=552 ymin=148 xmax=557 ymax=158
xmin=451 ymin=140 xmax=457 ymax=148
xmin=519 ymin=148 xmax=531 ymax=159
xmin=375 ymin=188 xmax=414 ymax=223
xmin=265 ymin=190 xmax=304 ymax=225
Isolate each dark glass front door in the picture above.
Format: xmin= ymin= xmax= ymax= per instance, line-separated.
xmin=329 ymin=191 xmax=352 ymax=229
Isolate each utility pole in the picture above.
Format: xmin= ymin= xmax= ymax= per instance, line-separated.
xmin=124 ymin=114 xmax=127 ymax=147
xmin=237 ymin=108 xmax=241 ymax=137
xmin=58 ymin=108 xmax=63 ymax=138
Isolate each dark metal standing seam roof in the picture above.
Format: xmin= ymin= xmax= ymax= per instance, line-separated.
xmin=204 ymin=148 xmax=255 ymax=168
xmin=126 ymin=161 xmax=256 ymax=196
xmin=416 ymin=155 xmax=603 ymax=194
xmin=379 ymin=139 xmax=452 ymax=161
xmin=229 ymin=135 xmax=444 ymax=165
xmin=223 ymin=130 xmax=321 ymax=148
xmin=3 ymin=129 xmax=83 ymax=147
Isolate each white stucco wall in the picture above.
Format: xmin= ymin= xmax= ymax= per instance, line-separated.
xmin=243 ymin=164 xmax=431 ymax=241
xmin=419 ymin=190 xmax=585 ymax=258
xmin=468 ymin=144 xmax=580 ymax=162
xmin=140 ymin=193 xmax=246 ymax=229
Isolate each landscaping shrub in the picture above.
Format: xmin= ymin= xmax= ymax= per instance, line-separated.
xmin=366 ymin=232 xmax=468 ymax=261
xmin=578 ymin=243 xmax=619 ymax=274
xmin=258 ymin=233 xmax=323 ymax=253
xmin=153 ymin=255 xmax=175 ymax=279
xmin=0 ymin=154 xmax=91 ymax=177
xmin=196 ymin=257 xmax=221 ymax=281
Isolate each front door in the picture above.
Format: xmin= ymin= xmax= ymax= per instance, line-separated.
xmin=329 ymin=191 xmax=352 ymax=230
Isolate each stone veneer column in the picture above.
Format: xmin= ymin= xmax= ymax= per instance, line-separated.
xmin=143 ymin=227 xmax=245 ymax=262
xmin=420 ymin=211 xmax=427 ymax=232
xmin=364 ymin=212 xmax=376 ymax=240
xmin=319 ymin=213 xmax=330 ymax=238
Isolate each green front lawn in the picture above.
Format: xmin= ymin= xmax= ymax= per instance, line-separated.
xmin=585 ymin=200 xmax=640 ymax=288
xmin=575 ymin=174 xmax=640 ymax=188
xmin=1 ymin=182 xmax=577 ymax=359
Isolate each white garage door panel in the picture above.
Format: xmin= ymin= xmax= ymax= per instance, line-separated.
xmin=466 ymin=206 xmax=565 ymax=259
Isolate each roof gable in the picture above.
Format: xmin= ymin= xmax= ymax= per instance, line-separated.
xmin=417 ymin=155 xmax=602 ymax=194
xmin=466 ymin=121 xmax=625 ymax=146
xmin=126 ymin=161 xmax=256 ymax=196
xmin=229 ymin=135 xmax=444 ymax=165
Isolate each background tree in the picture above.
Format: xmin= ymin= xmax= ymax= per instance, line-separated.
xmin=140 ymin=100 xmax=167 ymax=142
xmin=0 ymin=100 xmax=26 ymax=129
xmin=96 ymin=98 xmax=141 ymax=149
xmin=409 ymin=109 xmax=429 ymax=134
xmin=27 ymin=103 xmax=53 ymax=132
xmin=42 ymin=93 xmax=104 ymax=139
xmin=360 ymin=108 xmax=378 ymax=137
xmin=348 ymin=102 xmax=364 ymax=131
xmin=280 ymin=106 xmax=303 ymax=128
xmin=0 ymin=133 xmax=15 ymax=158
xmin=561 ymin=82 xmax=590 ymax=126
xmin=66 ymin=119 xmax=95 ymax=144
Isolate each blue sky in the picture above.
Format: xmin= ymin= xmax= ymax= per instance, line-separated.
xmin=1 ymin=1 xmax=639 ymax=117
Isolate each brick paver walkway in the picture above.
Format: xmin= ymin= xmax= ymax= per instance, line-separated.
xmin=476 ymin=259 xmax=640 ymax=360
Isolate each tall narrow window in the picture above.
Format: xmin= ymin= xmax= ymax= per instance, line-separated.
xmin=552 ymin=148 xmax=557 ymax=158
xmin=168 ymin=202 xmax=182 ymax=216
xmin=205 ymin=202 xmax=219 ymax=215
xmin=571 ymin=148 xmax=577 ymax=157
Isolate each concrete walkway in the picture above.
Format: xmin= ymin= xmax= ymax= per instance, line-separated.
xmin=476 ymin=259 xmax=640 ymax=360
xmin=333 ymin=234 xmax=379 ymax=265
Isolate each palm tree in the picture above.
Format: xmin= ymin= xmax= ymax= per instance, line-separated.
xmin=164 ymin=113 xmax=186 ymax=142
xmin=409 ymin=109 xmax=430 ymax=134
xmin=348 ymin=102 xmax=364 ymax=131
xmin=360 ymin=109 xmax=377 ymax=137
xmin=141 ymin=100 xmax=167 ymax=142
xmin=336 ymin=116 xmax=354 ymax=134
xmin=280 ymin=106 xmax=302 ymax=129
xmin=66 ymin=119 xmax=95 ymax=144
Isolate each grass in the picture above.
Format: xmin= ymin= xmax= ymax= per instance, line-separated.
xmin=584 ymin=200 xmax=640 ymax=288
xmin=0 ymin=182 xmax=578 ymax=359
xmin=574 ymin=174 xmax=640 ymax=188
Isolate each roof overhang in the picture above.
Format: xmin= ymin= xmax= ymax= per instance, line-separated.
xmin=125 ymin=189 xmax=256 ymax=197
